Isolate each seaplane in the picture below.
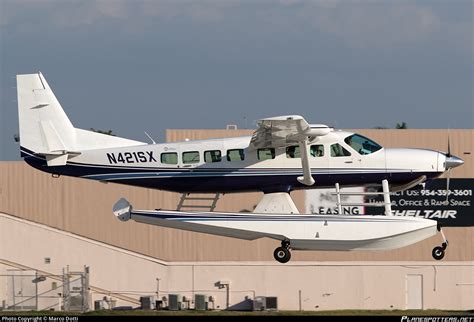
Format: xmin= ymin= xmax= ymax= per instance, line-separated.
xmin=16 ymin=72 xmax=464 ymax=263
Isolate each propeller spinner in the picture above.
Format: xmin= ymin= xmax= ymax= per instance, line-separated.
xmin=444 ymin=131 xmax=464 ymax=202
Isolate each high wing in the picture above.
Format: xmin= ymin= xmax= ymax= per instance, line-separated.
xmin=249 ymin=115 xmax=332 ymax=186
xmin=250 ymin=115 xmax=330 ymax=149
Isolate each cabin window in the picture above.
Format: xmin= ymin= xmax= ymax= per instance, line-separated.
xmin=344 ymin=134 xmax=382 ymax=155
xmin=182 ymin=151 xmax=200 ymax=164
xmin=286 ymin=146 xmax=300 ymax=158
xmin=310 ymin=145 xmax=324 ymax=157
xmin=257 ymin=148 xmax=275 ymax=160
xmin=227 ymin=149 xmax=245 ymax=161
xmin=330 ymin=144 xmax=351 ymax=157
xmin=161 ymin=152 xmax=178 ymax=164
xmin=204 ymin=150 xmax=222 ymax=163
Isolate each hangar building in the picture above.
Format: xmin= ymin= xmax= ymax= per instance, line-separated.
xmin=0 ymin=129 xmax=472 ymax=311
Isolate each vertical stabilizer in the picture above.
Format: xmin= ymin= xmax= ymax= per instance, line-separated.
xmin=17 ymin=72 xmax=75 ymax=155
xmin=17 ymin=72 xmax=145 ymax=165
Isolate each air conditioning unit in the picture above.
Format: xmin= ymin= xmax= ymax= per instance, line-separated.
xmin=94 ymin=300 xmax=105 ymax=310
xmin=181 ymin=296 xmax=190 ymax=310
xmin=155 ymin=299 xmax=164 ymax=310
xmin=253 ymin=296 xmax=278 ymax=311
xmin=69 ymin=295 xmax=84 ymax=309
xmin=194 ymin=294 xmax=208 ymax=311
xmin=265 ymin=297 xmax=278 ymax=310
xmin=140 ymin=296 xmax=155 ymax=310
xmin=168 ymin=294 xmax=182 ymax=311
xmin=253 ymin=296 xmax=266 ymax=311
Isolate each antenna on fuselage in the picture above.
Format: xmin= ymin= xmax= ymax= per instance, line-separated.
xmin=144 ymin=131 xmax=157 ymax=144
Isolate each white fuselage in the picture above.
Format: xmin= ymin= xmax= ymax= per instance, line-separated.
xmin=22 ymin=130 xmax=448 ymax=193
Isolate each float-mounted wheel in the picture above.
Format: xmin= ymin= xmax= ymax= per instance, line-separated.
xmin=432 ymin=246 xmax=445 ymax=260
xmin=281 ymin=240 xmax=290 ymax=249
xmin=274 ymin=246 xmax=291 ymax=263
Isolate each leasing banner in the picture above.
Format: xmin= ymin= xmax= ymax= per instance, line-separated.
xmin=365 ymin=179 xmax=473 ymax=227
xmin=305 ymin=179 xmax=473 ymax=227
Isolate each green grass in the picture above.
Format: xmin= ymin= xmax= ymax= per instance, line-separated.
xmin=1 ymin=310 xmax=472 ymax=316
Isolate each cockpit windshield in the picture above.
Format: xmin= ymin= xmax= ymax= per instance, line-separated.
xmin=344 ymin=134 xmax=382 ymax=155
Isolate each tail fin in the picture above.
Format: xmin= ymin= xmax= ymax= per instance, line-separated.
xmin=17 ymin=72 xmax=144 ymax=165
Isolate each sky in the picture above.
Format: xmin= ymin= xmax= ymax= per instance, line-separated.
xmin=0 ymin=0 xmax=472 ymax=160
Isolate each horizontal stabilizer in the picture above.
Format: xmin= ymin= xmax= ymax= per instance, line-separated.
xmin=35 ymin=150 xmax=82 ymax=166
xmin=45 ymin=154 xmax=69 ymax=166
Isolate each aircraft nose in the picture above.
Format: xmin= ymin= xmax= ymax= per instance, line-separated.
xmin=445 ymin=155 xmax=464 ymax=169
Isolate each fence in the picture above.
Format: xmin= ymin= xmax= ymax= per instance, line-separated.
xmin=1 ymin=266 xmax=89 ymax=312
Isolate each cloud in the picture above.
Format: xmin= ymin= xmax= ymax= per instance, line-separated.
xmin=220 ymin=1 xmax=442 ymax=49
xmin=304 ymin=3 xmax=441 ymax=48
xmin=95 ymin=0 xmax=129 ymax=19
xmin=1 ymin=0 xmax=470 ymax=51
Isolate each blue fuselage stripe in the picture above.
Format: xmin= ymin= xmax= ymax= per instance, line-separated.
xmin=20 ymin=146 xmax=443 ymax=193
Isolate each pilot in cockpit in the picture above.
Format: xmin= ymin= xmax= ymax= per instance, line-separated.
xmin=310 ymin=145 xmax=324 ymax=157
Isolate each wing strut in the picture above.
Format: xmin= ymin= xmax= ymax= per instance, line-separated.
xmin=297 ymin=138 xmax=315 ymax=186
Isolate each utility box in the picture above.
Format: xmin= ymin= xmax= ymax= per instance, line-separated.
xmin=194 ymin=294 xmax=208 ymax=311
xmin=155 ymin=300 xmax=163 ymax=310
xmin=265 ymin=297 xmax=278 ymax=310
xmin=253 ymin=296 xmax=265 ymax=311
xmin=253 ymin=296 xmax=278 ymax=311
xmin=168 ymin=294 xmax=182 ymax=311
xmin=94 ymin=300 xmax=105 ymax=310
xmin=140 ymin=296 xmax=154 ymax=310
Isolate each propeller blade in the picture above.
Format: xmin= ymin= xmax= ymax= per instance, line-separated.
xmin=445 ymin=168 xmax=451 ymax=203
xmin=447 ymin=128 xmax=451 ymax=157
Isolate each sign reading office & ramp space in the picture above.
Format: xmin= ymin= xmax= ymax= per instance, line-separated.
xmin=306 ymin=179 xmax=473 ymax=227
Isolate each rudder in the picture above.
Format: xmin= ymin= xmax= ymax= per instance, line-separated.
xmin=17 ymin=72 xmax=145 ymax=166
xmin=17 ymin=72 xmax=75 ymax=157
